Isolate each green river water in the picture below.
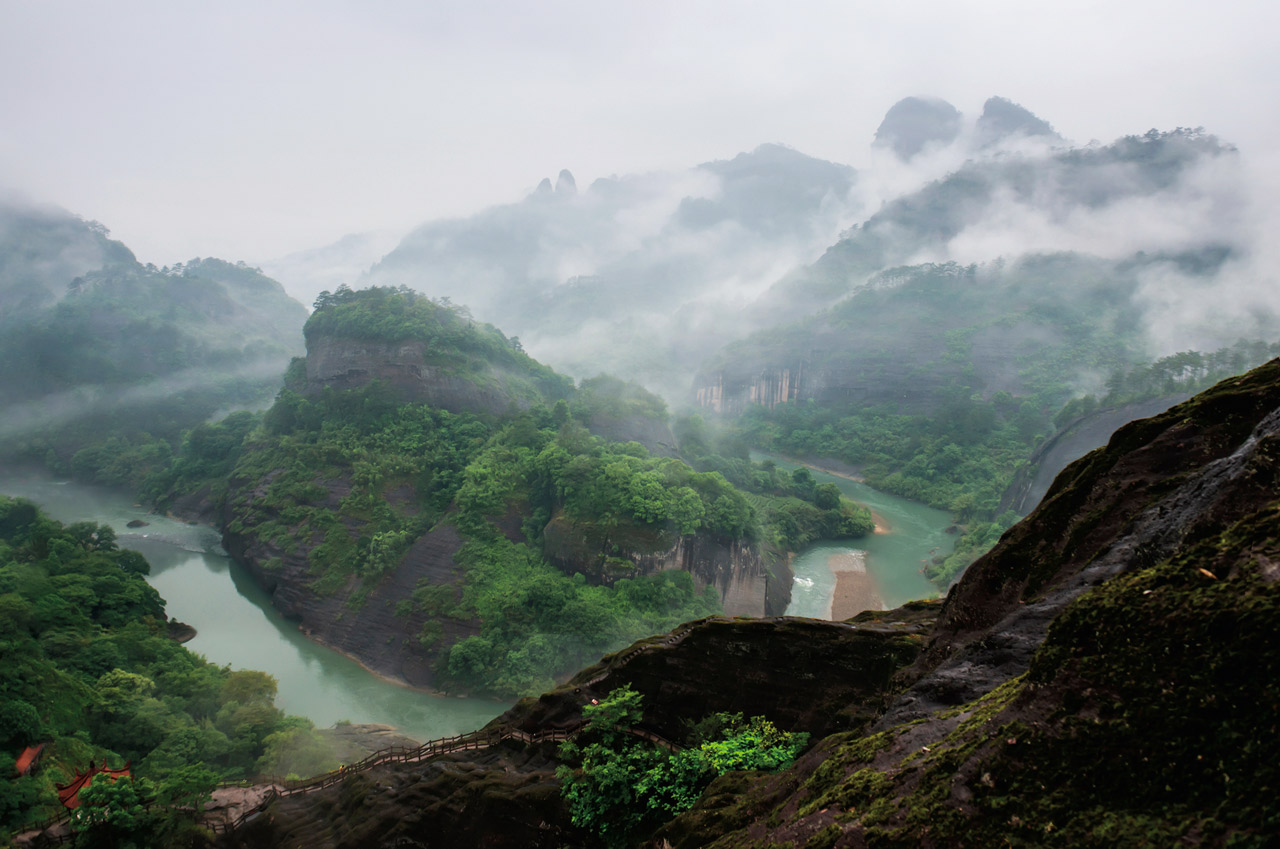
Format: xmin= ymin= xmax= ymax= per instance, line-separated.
xmin=0 ymin=473 xmax=508 ymax=741
xmin=758 ymin=456 xmax=957 ymax=618
xmin=1 ymin=456 xmax=951 ymax=739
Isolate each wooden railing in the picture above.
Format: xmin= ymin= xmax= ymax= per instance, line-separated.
xmin=207 ymin=720 xmax=680 ymax=837
xmin=14 ymin=813 xmax=74 ymax=847
xmin=206 ymin=723 xmax=588 ymax=835
xmin=21 ymin=622 xmax=704 ymax=845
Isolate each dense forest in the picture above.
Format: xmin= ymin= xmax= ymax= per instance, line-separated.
xmin=4 ymin=100 xmax=1280 ymax=847
xmin=0 ymin=205 xmax=307 ymax=497
xmin=0 ymin=498 xmax=338 ymax=845
xmin=211 ymin=289 xmax=874 ymax=697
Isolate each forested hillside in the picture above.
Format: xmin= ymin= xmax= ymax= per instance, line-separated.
xmin=130 ymin=287 xmax=876 ymax=698
xmin=0 ymin=498 xmax=337 ymax=844
xmin=0 ymin=202 xmax=307 ymax=491
xmin=697 ymin=255 xmax=1280 ymax=584
xmin=227 ymin=359 xmax=1280 ymax=849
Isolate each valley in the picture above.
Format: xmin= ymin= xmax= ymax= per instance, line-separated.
xmin=3 ymin=79 xmax=1278 ymax=848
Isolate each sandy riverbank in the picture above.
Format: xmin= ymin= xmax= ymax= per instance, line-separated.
xmin=826 ymin=550 xmax=885 ymax=620
xmin=870 ymin=509 xmax=892 ymax=534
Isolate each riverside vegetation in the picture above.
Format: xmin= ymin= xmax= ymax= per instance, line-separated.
xmin=4 ymin=118 xmax=1280 ymax=847
xmin=0 ymin=498 xmax=339 ymax=845
xmin=0 ymin=286 xmax=874 ymax=845
xmin=16 ymin=286 xmax=873 ymax=701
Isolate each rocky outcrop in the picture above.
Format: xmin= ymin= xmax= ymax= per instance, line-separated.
xmin=223 ymin=479 xmax=476 ymax=689
xmin=692 ymin=362 xmax=942 ymax=416
xmin=230 ymin=743 xmax=578 ymax=849
xmin=541 ymin=514 xmax=789 ymax=617
xmin=224 ymin=606 xmax=937 ymax=849
xmin=873 ymin=96 xmax=962 ymax=160
xmin=304 ymin=336 xmax=529 ymax=416
xmin=555 ymin=169 xmax=577 ymax=195
xmin=650 ymin=361 xmax=1280 ymax=847
xmin=513 ymin=603 xmax=939 ymax=742
xmin=974 ymin=95 xmax=1061 ymax=148
xmin=887 ymin=363 xmax=1280 ymax=723
xmin=1000 ymin=393 xmax=1192 ymax=513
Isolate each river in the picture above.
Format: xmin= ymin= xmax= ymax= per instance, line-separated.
xmin=0 ymin=473 xmax=508 ymax=741
xmin=756 ymin=456 xmax=956 ymax=619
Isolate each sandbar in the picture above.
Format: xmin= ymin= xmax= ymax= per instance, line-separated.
xmin=827 ymin=550 xmax=884 ymax=620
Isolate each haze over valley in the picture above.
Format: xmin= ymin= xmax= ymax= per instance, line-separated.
xmin=3 ymin=4 xmax=1279 ymax=847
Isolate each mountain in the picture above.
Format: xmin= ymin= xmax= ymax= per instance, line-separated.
xmin=208 ymin=287 xmax=866 ymax=697
xmin=757 ymin=126 xmax=1237 ymax=322
xmin=0 ymin=199 xmax=308 ymax=488
xmin=872 ymin=96 xmax=963 ymax=160
xmin=974 ymin=95 xmax=1062 ymax=148
xmin=360 ymin=144 xmax=858 ymax=396
xmin=227 ymin=358 xmax=1280 ymax=848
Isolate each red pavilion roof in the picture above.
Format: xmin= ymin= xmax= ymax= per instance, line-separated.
xmin=55 ymin=760 xmax=132 ymax=809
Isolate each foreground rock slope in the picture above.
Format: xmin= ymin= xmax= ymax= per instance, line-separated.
xmin=227 ymin=360 xmax=1280 ymax=848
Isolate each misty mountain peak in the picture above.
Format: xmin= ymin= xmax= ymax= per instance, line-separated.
xmin=535 ymin=177 xmax=554 ymax=194
xmin=975 ymin=96 xmax=1060 ymax=147
xmin=873 ymin=96 xmax=962 ymax=160
xmin=555 ymin=169 xmax=577 ymax=195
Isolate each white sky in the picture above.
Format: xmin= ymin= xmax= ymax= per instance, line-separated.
xmin=1 ymin=0 xmax=1277 ymax=266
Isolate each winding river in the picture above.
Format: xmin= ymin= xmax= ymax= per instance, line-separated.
xmin=1 ymin=455 xmax=949 ymax=737
xmin=0 ymin=473 xmax=508 ymax=741
xmin=757 ymin=456 xmax=956 ymax=619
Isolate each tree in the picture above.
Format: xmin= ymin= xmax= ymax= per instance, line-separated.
xmin=813 ymin=482 xmax=842 ymax=510
xmin=556 ymin=687 xmax=807 ymax=847
xmin=71 ymin=774 xmax=150 ymax=848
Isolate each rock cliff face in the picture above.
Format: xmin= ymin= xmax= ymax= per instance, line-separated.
xmin=305 ymin=336 xmax=530 ymax=417
xmin=231 ymin=360 xmax=1280 ymax=848
xmin=541 ymin=514 xmax=790 ymax=617
xmin=657 ymin=359 xmax=1280 ymax=847
xmin=221 ymin=475 xmax=476 ymax=689
xmin=692 ymin=362 xmax=941 ymax=416
xmin=999 ymin=393 xmax=1192 ymax=514
xmin=694 ymin=367 xmax=804 ymax=414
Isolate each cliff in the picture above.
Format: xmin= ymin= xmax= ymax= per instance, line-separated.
xmin=304 ymin=335 xmax=542 ymax=417
xmin=228 ymin=359 xmax=1280 ymax=848
xmin=541 ymin=513 xmax=789 ymax=617
xmin=225 ymin=606 xmax=938 ymax=849
xmin=221 ymin=475 xmax=477 ymax=689
xmin=999 ymin=392 xmax=1191 ymax=513
xmin=220 ymin=289 xmax=775 ymax=694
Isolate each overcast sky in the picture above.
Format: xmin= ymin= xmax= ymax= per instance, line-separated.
xmin=1 ymin=0 xmax=1276 ymax=266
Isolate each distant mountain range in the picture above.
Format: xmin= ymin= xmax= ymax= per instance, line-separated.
xmin=255 ymin=96 xmax=1261 ymax=404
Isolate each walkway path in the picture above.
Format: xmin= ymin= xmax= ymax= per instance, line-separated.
xmin=18 ymin=622 xmax=705 ymax=846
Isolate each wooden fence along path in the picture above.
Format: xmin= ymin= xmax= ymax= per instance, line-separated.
xmin=580 ymin=616 xmax=705 ymax=689
xmin=205 ymin=724 xmax=586 ymax=836
xmin=20 ymin=622 xmax=702 ymax=845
